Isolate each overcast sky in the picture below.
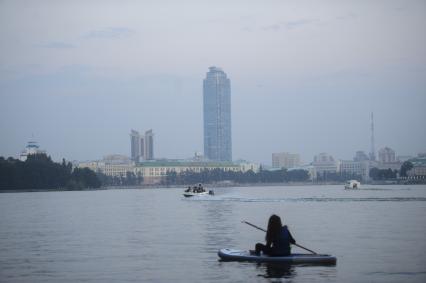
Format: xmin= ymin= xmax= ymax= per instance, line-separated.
xmin=1 ymin=0 xmax=425 ymax=165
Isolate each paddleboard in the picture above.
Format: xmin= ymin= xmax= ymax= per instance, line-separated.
xmin=218 ymin=248 xmax=336 ymax=264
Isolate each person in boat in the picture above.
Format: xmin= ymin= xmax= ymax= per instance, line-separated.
xmin=185 ymin=186 xmax=191 ymax=192
xmin=254 ymin=214 xmax=296 ymax=256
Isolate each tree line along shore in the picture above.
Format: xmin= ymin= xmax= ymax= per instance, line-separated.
xmin=0 ymin=153 xmax=419 ymax=192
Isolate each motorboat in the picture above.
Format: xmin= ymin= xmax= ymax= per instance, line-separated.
xmin=183 ymin=184 xmax=214 ymax=197
xmin=344 ymin=180 xmax=361 ymax=189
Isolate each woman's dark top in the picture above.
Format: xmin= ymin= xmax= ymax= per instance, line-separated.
xmin=267 ymin=225 xmax=296 ymax=256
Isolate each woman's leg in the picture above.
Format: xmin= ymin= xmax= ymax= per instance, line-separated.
xmin=255 ymin=243 xmax=272 ymax=255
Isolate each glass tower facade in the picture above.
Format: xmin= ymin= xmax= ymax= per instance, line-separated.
xmin=203 ymin=66 xmax=232 ymax=161
xmin=130 ymin=130 xmax=141 ymax=162
xmin=144 ymin=129 xmax=154 ymax=160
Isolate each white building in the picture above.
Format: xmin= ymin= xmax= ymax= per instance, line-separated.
xmin=377 ymin=162 xmax=402 ymax=171
xmin=135 ymin=160 xmax=259 ymax=184
xmin=407 ymin=166 xmax=426 ymax=177
xmin=312 ymin=153 xmax=339 ymax=175
xmin=339 ymin=160 xmax=370 ymax=181
xmin=78 ymin=155 xmax=135 ymax=177
xmin=19 ymin=141 xmax=46 ymax=161
xmin=236 ymin=160 xmax=261 ymax=173
xmin=378 ymin=147 xmax=396 ymax=163
xmin=78 ymin=157 xmax=259 ymax=184
xmin=272 ymin=152 xmax=301 ymax=169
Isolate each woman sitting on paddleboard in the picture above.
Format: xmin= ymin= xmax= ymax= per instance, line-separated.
xmin=254 ymin=214 xmax=296 ymax=256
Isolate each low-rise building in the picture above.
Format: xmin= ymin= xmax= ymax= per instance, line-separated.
xmin=78 ymin=155 xmax=135 ymax=177
xmin=312 ymin=153 xmax=339 ymax=175
xmin=77 ymin=161 xmax=100 ymax=172
xmin=236 ymin=160 xmax=261 ymax=173
xmin=407 ymin=156 xmax=426 ymax=178
xmin=378 ymin=147 xmax=396 ymax=163
xmin=135 ymin=160 xmax=259 ymax=184
xmin=78 ymin=156 xmax=260 ymax=184
xmin=339 ymin=160 xmax=370 ymax=181
xmin=272 ymin=152 xmax=301 ymax=169
xmin=376 ymin=162 xmax=402 ymax=171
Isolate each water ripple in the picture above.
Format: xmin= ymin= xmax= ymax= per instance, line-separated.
xmin=185 ymin=197 xmax=426 ymax=203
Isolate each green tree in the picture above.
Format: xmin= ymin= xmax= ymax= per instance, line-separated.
xmin=400 ymin=161 xmax=413 ymax=177
xmin=0 ymin=154 xmax=102 ymax=190
xmin=71 ymin=167 xmax=102 ymax=189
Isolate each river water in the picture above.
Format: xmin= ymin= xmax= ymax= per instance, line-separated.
xmin=1 ymin=185 xmax=425 ymax=282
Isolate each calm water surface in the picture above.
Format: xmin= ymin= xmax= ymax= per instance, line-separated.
xmin=1 ymin=185 xmax=425 ymax=282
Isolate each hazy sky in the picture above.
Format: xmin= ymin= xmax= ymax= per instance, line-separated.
xmin=1 ymin=0 xmax=425 ymax=165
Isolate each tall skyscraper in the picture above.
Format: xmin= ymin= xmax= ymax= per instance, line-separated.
xmin=144 ymin=129 xmax=154 ymax=160
xmin=130 ymin=129 xmax=154 ymax=162
xmin=130 ymin=130 xmax=141 ymax=162
xmin=203 ymin=66 xmax=232 ymax=161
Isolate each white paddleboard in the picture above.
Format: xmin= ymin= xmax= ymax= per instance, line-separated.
xmin=218 ymin=248 xmax=336 ymax=264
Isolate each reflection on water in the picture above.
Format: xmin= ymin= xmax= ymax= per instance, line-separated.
xmin=256 ymin=263 xmax=338 ymax=281
xmin=257 ymin=263 xmax=295 ymax=279
xmin=201 ymin=201 xmax=237 ymax=253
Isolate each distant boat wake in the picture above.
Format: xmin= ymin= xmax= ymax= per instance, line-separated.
xmin=183 ymin=195 xmax=426 ymax=203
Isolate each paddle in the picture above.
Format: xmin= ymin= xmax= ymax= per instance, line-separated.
xmin=241 ymin=220 xmax=318 ymax=255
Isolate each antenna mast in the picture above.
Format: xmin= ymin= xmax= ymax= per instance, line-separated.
xmin=369 ymin=112 xmax=376 ymax=161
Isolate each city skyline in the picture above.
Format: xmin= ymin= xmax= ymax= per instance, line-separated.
xmin=1 ymin=1 xmax=425 ymax=165
xmin=13 ymin=132 xmax=422 ymax=168
xmin=3 ymin=92 xmax=426 ymax=165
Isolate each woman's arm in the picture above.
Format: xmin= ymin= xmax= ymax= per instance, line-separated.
xmin=288 ymin=230 xmax=296 ymax=244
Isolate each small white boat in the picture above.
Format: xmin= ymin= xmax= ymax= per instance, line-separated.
xmin=183 ymin=184 xmax=214 ymax=197
xmin=183 ymin=191 xmax=210 ymax=197
xmin=345 ymin=180 xmax=361 ymax=189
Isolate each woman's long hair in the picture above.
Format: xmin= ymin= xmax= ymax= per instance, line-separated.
xmin=265 ymin=214 xmax=282 ymax=243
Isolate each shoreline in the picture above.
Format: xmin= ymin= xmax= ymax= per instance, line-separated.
xmin=1 ymin=180 xmax=421 ymax=193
